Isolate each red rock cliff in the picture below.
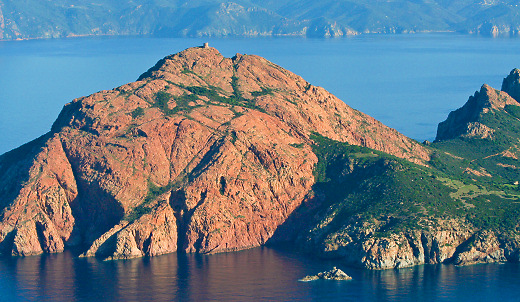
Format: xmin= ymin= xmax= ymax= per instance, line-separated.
xmin=0 ymin=46 xmax=429 ymax=259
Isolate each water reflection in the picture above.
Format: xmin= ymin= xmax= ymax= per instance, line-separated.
xmin=0 ymin=248 xmax=519 ymax=301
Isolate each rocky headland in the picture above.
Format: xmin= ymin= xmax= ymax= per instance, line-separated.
xmin=0 ymin=45 xmax=427 ymax=260
xmin=0 ymin=46 xmax=520 ymax=270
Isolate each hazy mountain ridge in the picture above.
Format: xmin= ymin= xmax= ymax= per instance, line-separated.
xmin=1 ymin=0 xmax=520 ymax=40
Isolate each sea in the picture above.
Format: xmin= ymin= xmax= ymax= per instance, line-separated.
xmin=1 ymin=34 xmax=520 ymax=301
xmin=0 ymin=247 xmax=519 ymax=302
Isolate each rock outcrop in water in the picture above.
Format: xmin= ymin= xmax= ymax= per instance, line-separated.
xmin=299 ymin=267 xmax=352 ymax=281
xmin=0 ymin=46 xmax=428 ymax=259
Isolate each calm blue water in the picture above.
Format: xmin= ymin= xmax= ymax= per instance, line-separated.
xmin=3 ymin=35 xmax=520 ymax=154
xmin=2 ymin=35 xmax=520 ymax=301
xmin=0 ymin=247 xmax=519 ymax=302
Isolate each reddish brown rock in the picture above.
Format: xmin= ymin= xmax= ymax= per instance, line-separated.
xmin=436 ymin=84 xmax=520 ymax=141
xmin=300 ymin=215 xmax=477 ymax=270
xmin=454 ymin=231 xmax=507 ymax=266
xmin=0 ymin=46 xmax=429 ymax=259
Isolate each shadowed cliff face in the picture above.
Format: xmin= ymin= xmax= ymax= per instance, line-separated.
xmin=436 ymin=84 xmax=520 ymax=141
xmin=502 ymin=68 xmax=520 ymax=102
xmin=0 ymin=46 xmax=429 ymax=259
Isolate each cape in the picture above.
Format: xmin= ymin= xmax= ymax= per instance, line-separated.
xmin=1 ymin=46 xmax=519 ymax=269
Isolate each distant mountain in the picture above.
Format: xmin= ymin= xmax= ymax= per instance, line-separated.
xmin=1 ymin=0 xmax=520 ymax=40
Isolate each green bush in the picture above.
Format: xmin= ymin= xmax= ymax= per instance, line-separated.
xmin=153 ymin=91 xmax=172 ymax=113
xmin=251 ymin=87 xmax=273 ymax=97
xmin=131 ymin=107 xmax=144 ymax=118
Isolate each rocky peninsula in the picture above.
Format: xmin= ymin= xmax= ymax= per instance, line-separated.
xmin=0 ymin=46 xmax=519 ymax=270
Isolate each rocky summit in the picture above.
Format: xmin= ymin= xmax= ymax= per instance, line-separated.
xmin=0 ymin=46 xmax=428 ymax=260
xmin=436 ymin=84 xmax=520 ymax=141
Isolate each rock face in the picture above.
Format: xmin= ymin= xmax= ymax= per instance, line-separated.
xmin=453 ymin=231 xmax=508 ymax=266
xmin=0 ymin=46 xmax=428 ymax=259
xmin=436 ymin=84 xmax=520 ymax=141
xmin=292 ymin=200 xmax=517 ymax=270
xmin=301 ymin=220 xmax=494 ymax=270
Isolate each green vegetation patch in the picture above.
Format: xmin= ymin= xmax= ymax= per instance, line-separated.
xmin=131 ymin=107 xmax=144 ymax=118
xmin=305 ymin=133 xmax=520 ymax=238
xmin=153 ymin=91 xmax=172 ymax=113
xmin=175 ymin=77 xmax=266 ymax=113
xmin=124 ymin=179 xmax=184 ymax=222
xmin=505 ymin=105 xmax=520 ymax=120
xmin=152 ymin=90 xmax=199 ymax=115
xmin=230 ymin=131 xmax=238 ymax=144
xmin=251 ymin=87 xmax=273 ymax=97
xmin=309 ymin=134 xmax=455 ymax=227
xmin=289 ymin=143 xmax=305 ymax=149
xmin=432 ymin=108 xmax=520 ymax=184
xmin=464 ymin=194 xmax=520 ymax=230
xmin=181 ymin=68 xmax=196 ymax=75
xmin=435 ymin=176 xmax=520 ymax=230
xmin=310 ymin=133 xmax=385 ymax=183
xmin=124 ymin=203 xmax=153 ymax=223
xmin=436 ymin=177 xmax=519 ymax=201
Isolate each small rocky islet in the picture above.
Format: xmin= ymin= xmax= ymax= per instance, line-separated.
xmin=0 ymin=45 xmax=520 ymax=270
xmin=299 ymin=267 xmax=353 ymax=282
